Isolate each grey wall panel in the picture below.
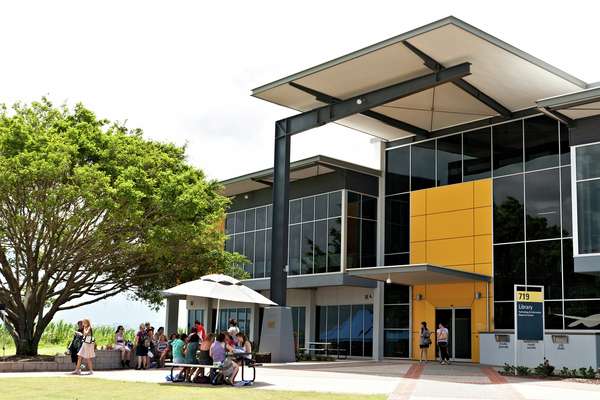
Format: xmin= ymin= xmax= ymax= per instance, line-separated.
xmin=570 ymin=115 xmax=600 ymax=146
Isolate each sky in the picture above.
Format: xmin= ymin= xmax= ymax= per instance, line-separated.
xmin=1 ymin=0 xmax=599 ymax=330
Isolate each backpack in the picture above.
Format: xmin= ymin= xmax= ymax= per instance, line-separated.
xmin=210 ymin=368 xmax=224 ymax=385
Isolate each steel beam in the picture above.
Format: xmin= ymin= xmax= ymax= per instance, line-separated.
xmin=289 ymin=81 xmax=429 ymax=139
xmin=402 ymin=41 xmax=512 ymax=118
xmin=538 ymin=107 xmax=574 ymax=126
xmin=279 ymin=62 xmax=471 ymax=137
xmin=270 ymin=121 xmax=290 ymax=306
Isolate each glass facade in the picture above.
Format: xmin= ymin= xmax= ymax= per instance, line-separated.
xmin=225 ymin=191 xmax=343 ymax=278
xmin=316 ymin=304 xmax=373 ymax=357
xmin=385 ymin=115 xmax=600 ymax=331
xmin=291 ymin=306 xmax=306 ymax=349
xmin=217 ymin=308 xmax=251 ymax=335
xmin=226 ymin=189 xmax=377 ymax=277
xmin=187 ymin=309 xmax=205 ymax=331
xmin=383 ymin=284 xmax=410 ymax=357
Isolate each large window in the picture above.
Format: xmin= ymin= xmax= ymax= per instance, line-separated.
xmin=316 ymin=304 xmax=373 ymax=357
xmin=347 ymin=191 xmax=378 ymax=268
xmin=217 ymin=308 xmax=251 ymax=335
xmin=411 ymin=140 xmax=436 ymax=190
xmin=384 ymin=193 xmax=410 ymax=265
xmin=291 ymin=307 xmax=306 ymax=349
xmin=493 ymin=120 xmax=523 ymax=176
xmin=463 ymin=127 xmax=491 ymax=181
xmin=574 ymin=142 xmax=600 ymax=254
xmin=187 ymin=309 xmax=205 ymax=331
xmin=225 ymin=191 xmax=342 ymax=278
xmin=383 ymin=284 xmax=410 ymax=358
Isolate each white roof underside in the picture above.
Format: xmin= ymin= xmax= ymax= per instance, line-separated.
xmin=537 ymin=86 xmax=600 ymax=120
xmin=253 ymin=16 xmax=587 ymax=141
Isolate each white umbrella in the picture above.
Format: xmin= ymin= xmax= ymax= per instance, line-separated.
xmin=161 ymin=274 xmax=276 ymax=332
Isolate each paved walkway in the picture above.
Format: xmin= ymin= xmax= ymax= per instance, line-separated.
xmin=1 ymin=360 xmax=599 ymax=399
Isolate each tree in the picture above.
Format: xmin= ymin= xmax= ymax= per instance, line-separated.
xmin=0 ymin=99 xmax=246 ymax=355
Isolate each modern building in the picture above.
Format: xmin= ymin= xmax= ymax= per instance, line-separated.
xmin=170 ymin=16 xmax=600 ymax=368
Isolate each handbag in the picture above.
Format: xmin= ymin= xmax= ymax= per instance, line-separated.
xmin=84 ymin=335 xmax=95 ymax=344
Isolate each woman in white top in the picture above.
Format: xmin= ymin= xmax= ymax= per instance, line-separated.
xmin=114 ymin=325 xmax=131 ymax=368
xmin=73 ymin=319 xmax=95 ymax=375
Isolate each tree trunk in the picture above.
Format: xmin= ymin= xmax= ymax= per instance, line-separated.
xmin=14 ymin=335 xmax=40 ymax=357
xmin=7 ymin=310 xmax=47 ymax=357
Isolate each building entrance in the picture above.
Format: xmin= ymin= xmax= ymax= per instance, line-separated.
xmin=435 ymin=308 xmax=471 ymax=361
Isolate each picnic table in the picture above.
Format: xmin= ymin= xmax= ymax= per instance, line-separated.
xmin=299 ymin=341 xmax=348 ymax=359
xmin=227 ymin=351 xmax=262 ymax=382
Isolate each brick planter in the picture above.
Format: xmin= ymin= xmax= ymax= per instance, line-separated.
xmin=0 ymin=350 xmax=124 ymax=373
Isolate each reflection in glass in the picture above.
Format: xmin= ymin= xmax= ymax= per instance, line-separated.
xmin=383 ymin=330 xmax=409 ymax=358
xmin=254 ymin=230 xmax=265 ymax=278
xmin=563 ymin=301 xmax=600 ymax=330
xmin=245 ymin=208 xmax=255 ymax=231
xmin=384 ymin=284 xmax=410 ymax=304
xmin=317 ymin=306 xmax=327 ymax=342
xmin=235 ymin=211 xmax=245 ymax=234
xmin=361 ymin=220 xmax=377 ymax=268
xmin=384 ymin=253 xmax=410 ymax=266
xmin=256 ymin=206 xmax=266 ymax=230
xmin=363 ymin=305 xmax=374 ymax=357
xmin=577 ymin=179 xmax=600 ymax=254
xmin=493 ymin=243 xmax=525 ymax=301
xmin=493 ymin=174 xmax=524 ymax=243
xmin=411 ymin=140 xmax=436 ymax=190
xmin=290 ymin=199 xmax=301 ymax=224
xmin=463 ymin=127 xmax=491 ymax=181
xmin=225 ymin=214 xmax=234 ymax=234
xmin=493 ymin=120 xmax=523 ymax=176
xmin=265 ymin=229 xmax=271 ymax=277
xmin=526 ymin=240 xmax=562 ymax=299
xmin=384 ymin=305 xmax=409 ymax=329
xmin=327 ymin=305 xmax=339 ymax=346
xmin=576 ymin=143 xmax=600 ymax=180
xmin=562 ymin=239 xmax=600 ymax=299
xmin=385 ymin=194 xmax=410 ymax=254
xmin=315 ymin=194 xmax=328 ymax=220
xmin=301 ymin=222 xmax=314 ymax=274
xmin=328 ymin=191 xmax=342 ymax=217
xmin=338 ymin=306 xmax=351 ymax=355
xmin=327 ymin=218 xmax=341 ymax=272
xmin=524 ymin=116 xmax=559 ymax=171
xmin=362 ymin=195 xmax=377 ymax=220
xmin=314 ymin=220 xmax=328 ymax=274
xmin=347 ymin=217 xmax=361 ymax=268
xmin=545 ymin=301 xmax=563 ymax=330
xmin=560 ymin=123 xmax=570 ymax=166
xmin=561 ymin=166 xmax=572 ymax=237
xmin=302 ymin=197 xmax=314 ymax=222
xmin=347 ymin=192 xmax=361 ymax=218
xmin=350 ymin=305 xmax=364 ymax=357
xmin=525 ymin=169 xmax=561 ymax=240
xmin=437 ymin=134 xmax=462 ymax=186
xmin=494 ymin=302 xmax=514 ymax=329
xmin=386 ymin=146 xmax=410 ymax=194
xmin=288 ymin=225 xmax=301 ymax=275
xmin=244 ymin=232 xmax=254 ymax=275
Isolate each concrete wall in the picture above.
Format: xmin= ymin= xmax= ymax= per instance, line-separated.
xmin=480 ymin=333 xmax=600 ymax=369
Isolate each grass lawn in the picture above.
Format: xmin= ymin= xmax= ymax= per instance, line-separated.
xmin=1 ymin=343 xmax=67 ymax=357
xmin=2 ymin=378 xmax=387 ymax=400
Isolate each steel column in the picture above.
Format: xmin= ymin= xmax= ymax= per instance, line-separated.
xmin=270 ymin=120 xmax=291 ymax=306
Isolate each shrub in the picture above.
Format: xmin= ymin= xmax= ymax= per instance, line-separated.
xmin=503 ymin=363 xmax=515 ymax=374
xmin=534 ymin=359 xmax=555 ymax=377
xmin=516 ymin=366 xmax=531 ymax=376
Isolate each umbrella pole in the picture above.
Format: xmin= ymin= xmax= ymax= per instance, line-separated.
xmin=215 ymin=298 xmax=220 ymax=333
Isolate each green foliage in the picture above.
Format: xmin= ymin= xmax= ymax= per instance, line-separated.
xmin=0 ymin=98 xmax=247 ymax=355
xmin=502 ymin=363 xmax=515 ymax=374
xmin=515 ymin=366 xmax=531 ymax=376
xmin=0 ymin=321 xmax=135 ymax=352
xmin=534 ymin=359 xmax=555 ymax=376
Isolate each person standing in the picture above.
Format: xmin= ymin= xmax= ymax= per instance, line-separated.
xmin=419 ymin=321 xmax=431 ymax=363
xmin=135 ymin=323 xmax=149 ymax=370
xmin=436 ymin=322 xmax=450 ymax=365
xmin=72 ymin=319 xmax=95 ymax=375
xmin=68 ymin=321 xmax=84 ymax=365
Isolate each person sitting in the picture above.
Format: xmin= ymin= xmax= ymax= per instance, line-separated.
xmin=154 ymin=327 xmax=165 ymax=342
xmin=156 ymin=334 xmax=169 ymax=368
xmin=171 ymin=333 xmax=186 ymax=364
xmin=114 ymin=325 xmax=131 ymax=368
xmin=194 ymin=320 xmax=206 ymax=341
xmin=196 ymin=333 xmax=214 ymax=378
xmin=209 ymin=332 xmax=226 ymax=364
xmin=180 ymin=333 xmax=200 ymax=381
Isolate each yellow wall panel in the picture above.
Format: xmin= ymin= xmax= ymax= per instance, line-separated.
xmin=474 ymin=235 xmax=492 ymax=264
xmin=410 ymin=215 xmax=426 ymax=242
xmin=427 ymin=237 xmax=474 ymax=266
xmin=410 ymin=190 xmax=426 ymax=216
xmin=474 ymin=207 xmax=492 ymax=236
xmin=410 ymin=242 xmax=427 ymax=264
xmin=474 ymin=263 xmax=492 ymax=277
xmin=426 ymin=209 xmax=473 ymax=241
xmin=426 ymin=181 xmax=474 ymax=214
xmin=474 ymin=179 xmax=492 ymax=208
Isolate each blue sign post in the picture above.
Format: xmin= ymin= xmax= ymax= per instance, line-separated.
xmin=513 ymin=285 xmax=545 ymax=374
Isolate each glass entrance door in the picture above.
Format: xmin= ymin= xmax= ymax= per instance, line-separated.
xmin=435 ymin=308 xmax=471 ymax=361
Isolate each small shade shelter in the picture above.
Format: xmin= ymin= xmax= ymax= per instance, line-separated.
xmin=161 ymin=274 xmax=276 ymax=332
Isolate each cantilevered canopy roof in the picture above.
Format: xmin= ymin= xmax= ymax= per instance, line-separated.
xmin=347 ymin=264 xmax=491 ymax=286
xmin=537 ymin=85 xmax=600 ymax=121
xmin=220 ymin=154 xmax=380 ymax=197
xmin=253 ymin=16 xmax=587 ymax=141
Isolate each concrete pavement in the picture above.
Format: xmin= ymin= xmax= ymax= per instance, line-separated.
xmin=0 ymin=360 xmax=599 ymax=399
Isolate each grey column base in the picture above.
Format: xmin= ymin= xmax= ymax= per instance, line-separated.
xmin=259 ymin=306 xmax=296 ymax=363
